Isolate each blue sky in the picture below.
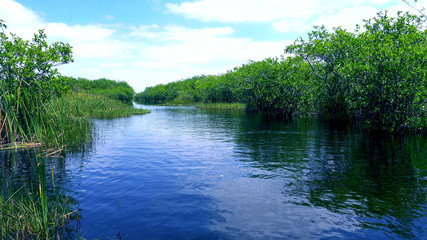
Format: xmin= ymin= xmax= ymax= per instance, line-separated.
xmin=1 ymin=0 xmax=425 ymax=92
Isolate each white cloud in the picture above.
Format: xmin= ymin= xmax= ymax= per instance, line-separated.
xmin=100 ymin=62 xmax=123 ymax=68
xmin=130 ymin=25 xmax=234 ymax=41
xmin=2 ymin=0 xmax=425 ymax=92
xmin=0 ymin=0 xmax=291 ymax=92
xmin=165 ymin=0 xmax=427 ymax=34
xmin=312 ymin=6 xmax=381 ymax=31
xmin=165 ymin=0 xmax=406 ymax=23
xmin=45 ymin=23 xmax=115 ymax=41
xmin=104 ymin=15 xmax=115 ymax=21
xmin=165 ymin=0 xmax=338 ymax=22
xmin=386 ymin=0 xmax=427 ymax=16
xmin=0 ymin=0 xmax=44 ymax=39
xmin=311 ymin=1 xmax=427 ymax=32
xmin=273 ymin=19 xmax=312 ymax=34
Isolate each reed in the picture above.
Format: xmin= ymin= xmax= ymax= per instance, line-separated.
xmin=195 ymin=102 xmax=246 ymax=110
xmin=0 ymin=154 xmax=78 ymax=239
xmin=53 ymin=92 xmax=150 ymax=119
xmin=1 ymin=92 xmax=150 ymax=150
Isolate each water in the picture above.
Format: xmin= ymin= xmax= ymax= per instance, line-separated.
xmin=1 ymin=105 xmax=427 ymax=239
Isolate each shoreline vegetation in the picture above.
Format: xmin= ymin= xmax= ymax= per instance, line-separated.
xmin=0 ymin=21 xmax=149 ymax=239
xmin=0 ymin=152 xmax=78 ymax=239
xmin=135 ymin=11 xmax=426 ymax=134
xmin=195 ymin=102 xmax=246 ymax=110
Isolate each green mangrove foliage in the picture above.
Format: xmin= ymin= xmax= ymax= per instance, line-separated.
xmin=0 ymin=21 xmax=149 ymax=148
xmin=61 ymin=77 xmax=135 ymax=105
xmin=0 ymin=20 xmax=73 ymax=145
xmin=135 ymin=11 xmax=426 ymax=133
xmin=286 ymin=11 xmax=427 ymax=132
xmin=239 ymin=57 xmax=315 ymax=117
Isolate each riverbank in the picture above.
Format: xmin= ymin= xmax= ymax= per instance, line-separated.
xmin=1 ymin=92 xmax=150 ymax=151
xmin=0 ymin=93 xmax=150 ymax=239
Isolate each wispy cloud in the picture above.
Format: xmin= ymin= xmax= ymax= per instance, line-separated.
xmin=1 ymin=0 xmax=425 ymax=92
xmin=104 ymin=14 xmax=115 ymax=21
xmin=165 ymin=0 xmax=425 ymax=33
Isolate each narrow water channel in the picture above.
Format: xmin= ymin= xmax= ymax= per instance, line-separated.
xmin=2 ymin=105 xmax=427 ymax=239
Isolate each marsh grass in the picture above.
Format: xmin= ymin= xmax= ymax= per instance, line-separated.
xmin=195 ymin=102 xmax=246 ymax=110
xmin=1 ymin=92 xmax=150 ymax=150
xmin=0 ymin=90 xmax=150 ymax=239
xmin=0 ymin=153 xmax=78 ymax=239
xmin=54 ymin=92 xmax=150 ymax=119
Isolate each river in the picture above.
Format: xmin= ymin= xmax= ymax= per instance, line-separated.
xmin=1 ymin=105 xmax=427 ymax=239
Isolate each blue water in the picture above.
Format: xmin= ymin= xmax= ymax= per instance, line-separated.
xmin=3 ymin=105 xmax=427 ymax=239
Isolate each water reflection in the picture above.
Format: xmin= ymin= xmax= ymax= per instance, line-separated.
xmin=232 ymin=115 xmax=427 ymax=239
xmin=1 ymin=106 xmax=426 ymax=239
xmin=0 ymin=150 xmax=81 ymax=239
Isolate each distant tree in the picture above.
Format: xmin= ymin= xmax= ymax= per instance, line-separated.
xmin=62 ymin=77 xmax=136 ymax=104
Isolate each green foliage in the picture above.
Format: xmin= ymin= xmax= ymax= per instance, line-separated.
xmin=0 ymin=21 xmax=73 ymax=144
xmin=135 ymin=75 xmax=204 ymax=104
xmin=62 ymin=76 xmax=135 ymax=105
xmin=135 ymin=11 xmax=426 ymax=133
xmin=239 ymin=57 xmax=315 ymax=117
xmin=0 ymin=21 xmax=148 ymax=148
xmin=134 ymin=57 xmax=315 ymax=118
xmin=0 ymin=153 xmax=77 ymax=239
xmin=195 ymin=102 xmax=246 ymax=110
xmin=286 ymin=11 xmax=426 ymax=132
xmin=53 ymin=92 xmax=150 ymax=120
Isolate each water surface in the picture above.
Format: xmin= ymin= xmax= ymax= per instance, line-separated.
xmin=2 ymin=105 xmax=427 ymax=239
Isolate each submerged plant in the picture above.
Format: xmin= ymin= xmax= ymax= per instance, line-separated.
xmin=0 ymin=152 xmax=79 ymax=239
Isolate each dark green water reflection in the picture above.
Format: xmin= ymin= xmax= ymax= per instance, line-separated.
xmin=233 ymin=115 xmax=426 ymax=239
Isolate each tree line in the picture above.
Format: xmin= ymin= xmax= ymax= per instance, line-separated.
xmin=1 ymin=19 xmax=143 ymax=147
xmin=60 ymin=76 xmax=135 ymax=105
xmin=135 ymin=12 xmax=426 ymax=133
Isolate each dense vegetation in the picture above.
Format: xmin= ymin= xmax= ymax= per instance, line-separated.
xmin=0 ymin=20 xmax=149 ymax=239
xmin=0 ymin=20 xmax=148 ymax=149
xmin=135 ymin=11 xmax=426 ymax=133
xmin=0 ymin=20 xmax=74 ymax=147
xmin=286 ymin=11 xmax=426 ymax=132
xmin=61 ymin=76 xmax=135 ymax=105
xmin=1 ymin=152 xmax=76 ymax=239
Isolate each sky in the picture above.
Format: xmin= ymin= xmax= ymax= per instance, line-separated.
xmin=0 ymin=0 xmax=426 ymax=92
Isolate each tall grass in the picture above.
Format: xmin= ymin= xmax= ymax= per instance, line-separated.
xmin=0 ymin=153 xmax=78 ymax=239
xmin=53 ymin=92 xmax=150 ymax=119
xmin=1 ymin=92 xmax=150 ymax=149
xmin=195 ymin=102 xmax=246 ymax=110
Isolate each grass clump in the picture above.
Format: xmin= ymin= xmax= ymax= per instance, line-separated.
xmin=37 ymin=92 xmax=150 ymax=148
xmin=195 ymin=102 xmax=246 ymax=110
xmin=54 ymin=93 xmax=150 ymax=119
xmin=0 ymin=153 xmax=79 ymax=240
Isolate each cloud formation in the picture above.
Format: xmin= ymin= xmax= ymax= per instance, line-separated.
xmin=165 ymin=0 xmax=424 ymax=33
xmin=1 ymin=0 xmax=425 ymax=92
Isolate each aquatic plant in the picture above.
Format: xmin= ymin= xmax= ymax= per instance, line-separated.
xmin=195 ymin=102 xmax=246 ymax=110
xmin=0 ymin=20 xmax=73 ymax=146
xmin=0 ymin=153 xmax=78 ymax=239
